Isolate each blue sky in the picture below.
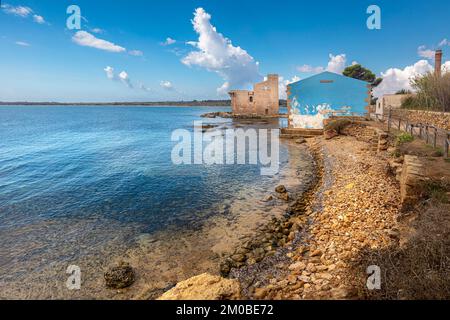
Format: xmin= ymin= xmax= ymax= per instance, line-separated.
xmin=0 ymin=0 xmax=449 ymax=102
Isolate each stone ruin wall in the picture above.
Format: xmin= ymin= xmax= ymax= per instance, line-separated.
xmin=230 ymin=75 xmax=279 ymax=115
xmin=392 ymin=109 xmax=450 ymax=131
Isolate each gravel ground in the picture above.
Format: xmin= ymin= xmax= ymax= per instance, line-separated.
xmin=246 ymin=135 xmax=401 ymax=300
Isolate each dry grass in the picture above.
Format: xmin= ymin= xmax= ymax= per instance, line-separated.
xmin=350 ymin=199 xmax=450 ymax=300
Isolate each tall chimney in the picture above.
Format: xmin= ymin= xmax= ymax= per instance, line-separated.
xmin=435 ymin=49 xmax=442 ymax=77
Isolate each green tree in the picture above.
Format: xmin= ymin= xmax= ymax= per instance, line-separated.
xmin=343 ymin=64 xmax=382 ymax=87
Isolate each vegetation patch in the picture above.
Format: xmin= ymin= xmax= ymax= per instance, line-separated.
xmin=396 ymin=132 xmax=414 ymax=145
xmin=401 ymin=72 xmax=450 ymax=112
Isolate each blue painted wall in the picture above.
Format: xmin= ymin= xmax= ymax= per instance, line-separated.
xmin=288 ymin=72 xmax=369 ymax=116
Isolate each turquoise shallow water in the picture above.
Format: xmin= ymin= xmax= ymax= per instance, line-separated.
xmin=0 ymin=106 xmax=297 ymax=298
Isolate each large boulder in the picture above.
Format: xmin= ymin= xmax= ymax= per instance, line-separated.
xmin=158 ymin=273 xmax=241 ymax=300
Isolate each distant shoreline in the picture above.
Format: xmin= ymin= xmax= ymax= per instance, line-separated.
xmin=0 ymin=100 xmax=231 ymax=107
xmin=0 ymin=100 xmax=288 ymax=107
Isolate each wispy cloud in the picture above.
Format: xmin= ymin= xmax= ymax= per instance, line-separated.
xmin=104 ymin=66 xmax=115 ymax=80
xmin=103 ymin=66 xmax=133 ymax=88
xmin=160 ymin=80 xmax=174 ymax=90
xmin=417 ymin=45 xmax=435 ymax=59
xmin=2 ymin=4 xmax=32 ymax=17
xmin=297 ymin=65 xmax=324 ymax=74
xmin=181 ymin=8 xmax=261 ymax=96
xmin=138 ymin=83 xmax=152 ymax=92
xmin=72 ymin=31 xmax=126 ymax=53
xmin=128 ymin=49 xmax=144 ymax=56
xmin=2 ymin=4 xmax=47 ymax=24
xmin=15 ymin=41 xmax=30 ymax=47
xmin=33 ymin=14 xmax=45 ymax=24
xmin=161 ymin=37 xmax=176 ymax=46
xmin=91 ymin=28 xmax=104 ymax=34
xmin=438 ymin=38 xmax=449 ymax=47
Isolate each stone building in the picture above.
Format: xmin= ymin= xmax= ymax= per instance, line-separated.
xmin=229 ymin=74 xmax=279 ymax=115
xmin=375 ymin=93 xmax=412 ymax=116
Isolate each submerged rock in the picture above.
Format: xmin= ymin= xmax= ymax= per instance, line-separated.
xmin=104 ymin=261 xmax=135 ymax=289
xmin=275 ymin=185 xmax=287 ymax=194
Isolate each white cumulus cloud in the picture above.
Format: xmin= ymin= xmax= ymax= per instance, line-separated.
xmin=118 ymin=71 xmax=132 ymax=88
xmin=278 ymin=76 xmax=301 ymax=99
xmin=296 ymin=53 xmax=347 ymax=75
xmin=326 ymin=54 xmax=347 ymax=74
xmin=181 ymin=7 xmax=262 ymax=96
xmin=72 ymin=31 xmax=126 ymax=53
xmin=373 ymin=60 xmax=436 ymax=97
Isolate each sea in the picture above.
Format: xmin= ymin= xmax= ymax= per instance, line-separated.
xmin=0 ymin=106 xmax=314 ymax=299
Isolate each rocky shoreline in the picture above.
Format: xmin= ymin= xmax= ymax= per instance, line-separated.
xmin=201 ymin=112 xmax=288 ymax=119
xmin=157 ymin=120 xmax=449 ymax=300
xmin=160 ymin=124 xmax=407 ymax=300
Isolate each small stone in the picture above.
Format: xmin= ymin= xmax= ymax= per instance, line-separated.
xmin=275 ymin=185 xmax=287 ymax=194
xmin=311 ymin=249 xmax=322 ymax=257
xmin=295 ymin=138 xmax=306 ymax=144
xmin=276 ymin=192 xmax=289 ymax=201
xmin=263 ymin=195 xmax=274 ymax=202
xmin=317 ymin=273 xmax=333 ymax=280
xmin=231 ymin=254 xmax=246 ymax=263
xmin=288 ymin=261 xmax=307 ymax=271
xmin=220 ymin=262 xmax=231 ymax=277
xmin=298 ymin=275 xmax=310 ymax=283
xmin=254 ymin=288 xmax=268 ymax=300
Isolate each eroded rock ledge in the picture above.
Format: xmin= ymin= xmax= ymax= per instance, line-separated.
xmin=158 ymin=274 xmax=241 ymax=300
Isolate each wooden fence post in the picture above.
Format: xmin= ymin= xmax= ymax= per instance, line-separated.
xmin=387 ymin=108 xmax=392 ymax=132
xmin=445 ymin=133 xmax=450 ymax=159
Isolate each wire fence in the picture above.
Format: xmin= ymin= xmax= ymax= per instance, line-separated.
xmin=371 ymin=107 xmax=450 ymax=159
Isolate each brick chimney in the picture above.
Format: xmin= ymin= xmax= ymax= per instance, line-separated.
xmin=435 ymin=49 xmax=443 ymax=77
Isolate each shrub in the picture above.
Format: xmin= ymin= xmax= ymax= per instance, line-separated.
xmin=402 ymin=72 xmax=450 ymax=112
xmin=396 ymin=132 xmax=414 ymax=144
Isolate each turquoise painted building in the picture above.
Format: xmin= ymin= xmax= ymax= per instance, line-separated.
xmin=287 ymin=72 xmax=371 ymax=129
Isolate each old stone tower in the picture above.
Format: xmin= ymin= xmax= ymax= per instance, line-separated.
xmin=229 ymin=74 xmax=279 ymax=115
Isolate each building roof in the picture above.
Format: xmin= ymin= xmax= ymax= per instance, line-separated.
xmin=288 ymin=71 xmax=370 ymax=87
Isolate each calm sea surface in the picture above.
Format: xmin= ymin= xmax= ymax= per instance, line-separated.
xmin=0 ymin=105 xmax=307 ymax=299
